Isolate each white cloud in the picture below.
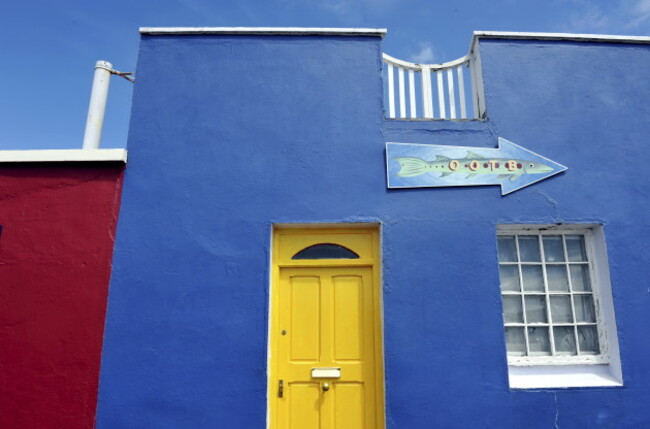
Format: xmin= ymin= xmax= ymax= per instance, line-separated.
xmin=361 ymin=0 xmax=397 ymax=7
xmin=566 ymin=5 xmax=611 ymax=32
xmin=562 ymin=0 xmax=650 ymax=33
xmin=629 ymin=0 xmax=650 ymax=27
xmin=320 ymin=0 xmax=349 ymax=14
xmin=409 ymin=42 xmax=436 ymax=64
xmin=317 ymin=0 xmax=397 ymax=15
xmin=176 ymin=0 xmax=225 ymax=22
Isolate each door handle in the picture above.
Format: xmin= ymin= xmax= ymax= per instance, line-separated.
xmin=278 ymin=379 xmax=284 ymax=398
xmin=322 ymin=382 xmax=330 ymax=392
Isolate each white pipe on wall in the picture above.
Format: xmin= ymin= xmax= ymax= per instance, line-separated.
xmin=82 ymin=60 xmax=112 ymax=150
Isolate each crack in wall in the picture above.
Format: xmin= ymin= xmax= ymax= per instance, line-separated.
xmin=531 ymin=188 xmax=561 ymax=220
xmin=554 ymin=393 xmax=560 ymax=429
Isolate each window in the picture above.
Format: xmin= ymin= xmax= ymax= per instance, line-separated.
xmin=497 ymin=225 xmax=622 ymax=388
xmin=291 ymin=243 xmax=359 ymax=259
xmin=292 ymin=243 xmax=360 ymax=260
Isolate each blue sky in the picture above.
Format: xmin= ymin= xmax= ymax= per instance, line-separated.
xmin=1 ymin=0 xmax=649 ymax=150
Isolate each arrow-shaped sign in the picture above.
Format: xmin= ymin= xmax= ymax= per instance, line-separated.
xmin=386 ymin=137 xmax=567 ymax=195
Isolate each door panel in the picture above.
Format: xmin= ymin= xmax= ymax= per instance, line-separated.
xmin=289 ymin=383 xmax=320 ymax=429
xmin=290 ymin=276 xmax=320 ymax=361
xmin=272 ymin=265 xmax=381 ymax=429
xmin=333 ymin=275 xmax=363 ymax=361
xmin=334 ymin=383 xmax=365 ymax=428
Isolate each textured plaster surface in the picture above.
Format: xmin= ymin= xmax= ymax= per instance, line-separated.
xmin=98 ymin=33 xmax=650 ymax=428
xmin=0 ymin=164 xmax=124 ymax=428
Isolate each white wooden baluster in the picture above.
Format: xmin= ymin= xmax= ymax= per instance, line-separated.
xmin=436 ymin=70 xmax=446 ymax=119
xmin=447 ymin=68 xmax=456 ymax=119
xmin=387 ymin=63 xmax=395 ymax=118
xmin=421 ymin=67 xmax=434 ymax=119
xmin=398 ymin=67 xmax=406 ymax=118
xmin=457 ymin=65 xmax=467 ymax=119
xmin=409 ymin=70 xmax=416 ymax=118
xmin=469 ymin=55 xmax=479 ymax=119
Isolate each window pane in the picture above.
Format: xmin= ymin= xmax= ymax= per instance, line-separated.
xmin=574 ymin=295 xmax=596 ymax=323
xmin=518 ymin=236 xmax=541 ymax=262
xmin=570 ymin=265 xmax=592 ymax=292
xmin=521 ymin=265 xmax=544 ymax=292
xmin=546 ymin=265 xmax=569 ymax=292
xmin=543 ymin=236 xmax=565 ymax=262
xmin=553 ymin=326 xmax=577 ymax=355
xmin=497 ymin=236 xmax=518 ymax=262
xmin=550 ymin=295 xmax=573 ymax=323
xmin=524 ymin=296 xmax=548 ymax=323
xmin=503 ymin=295 xmax=524 ymax=323
xmin=505 ymin=327 xmax=527 ymax=356
xmin=578 ymin=326 xmax=600 ymax=354
xmin=499 ymin=265 xmax=520 ymax=292
xmin=566 ymin=235 xmax=587 ymax=262
xmin=292 ymin=243 xmax=359 ymax=260
xmin=528 ymin=327 xmax=551 ymax=355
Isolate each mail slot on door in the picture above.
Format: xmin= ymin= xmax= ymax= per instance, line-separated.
xmin=311 ymin=367 xmax=341 ymax=379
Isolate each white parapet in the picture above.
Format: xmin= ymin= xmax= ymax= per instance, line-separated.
xmin=0 ymin=149 xmax=127 ymax=163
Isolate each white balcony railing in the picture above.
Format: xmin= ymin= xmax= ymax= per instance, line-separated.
xmin=383 ymin=52 xmax=484 ymax=120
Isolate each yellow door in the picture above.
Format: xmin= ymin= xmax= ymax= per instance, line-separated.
xmin=270 ymin=227 xmax=384 ymax=429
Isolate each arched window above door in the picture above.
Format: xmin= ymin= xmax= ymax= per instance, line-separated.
xmin=291 ymin=243 xmax=360 ymax=260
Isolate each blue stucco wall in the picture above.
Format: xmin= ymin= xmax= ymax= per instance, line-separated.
xmin=97 ymin=33 xmax=650 ymax=428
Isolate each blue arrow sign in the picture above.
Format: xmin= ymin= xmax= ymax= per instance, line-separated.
xmin=386 ymin=137 xmax=567 ymax=195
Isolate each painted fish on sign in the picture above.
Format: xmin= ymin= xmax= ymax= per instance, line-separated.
xmin=386 ymin=137 xmax=567 ymax=195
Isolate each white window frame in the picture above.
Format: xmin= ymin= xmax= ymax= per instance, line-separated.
xmin=497 ymin=224 xmax=623 ymax=389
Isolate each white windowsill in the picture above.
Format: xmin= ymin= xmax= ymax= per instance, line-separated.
xmin=509 ymin=364 xmax=623 ymax=389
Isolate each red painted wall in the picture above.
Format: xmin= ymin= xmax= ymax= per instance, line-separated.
xmin=0 ymin=163 xmax=124 ymax=429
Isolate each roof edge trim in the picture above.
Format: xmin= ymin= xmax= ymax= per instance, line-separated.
xmin=469 ymin=31 xmax=650 ymax=56
xmin=472 ymin=31 xmax=650 ymax=49
xmin=0 ymin=149 xmax=127 ymax=163
xmin=139 ymin=27 xmax=387 ymax=36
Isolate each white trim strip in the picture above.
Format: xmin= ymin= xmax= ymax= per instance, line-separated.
xmin=471 ymin=31 xmax=650 ymax=54
xmin=474 ymin=30 xmax=650 ymax=43
xmin=0 ymin=149 xmax=127 ymax=163
xmin=140 ymin=27 xmax=387 ymax=36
